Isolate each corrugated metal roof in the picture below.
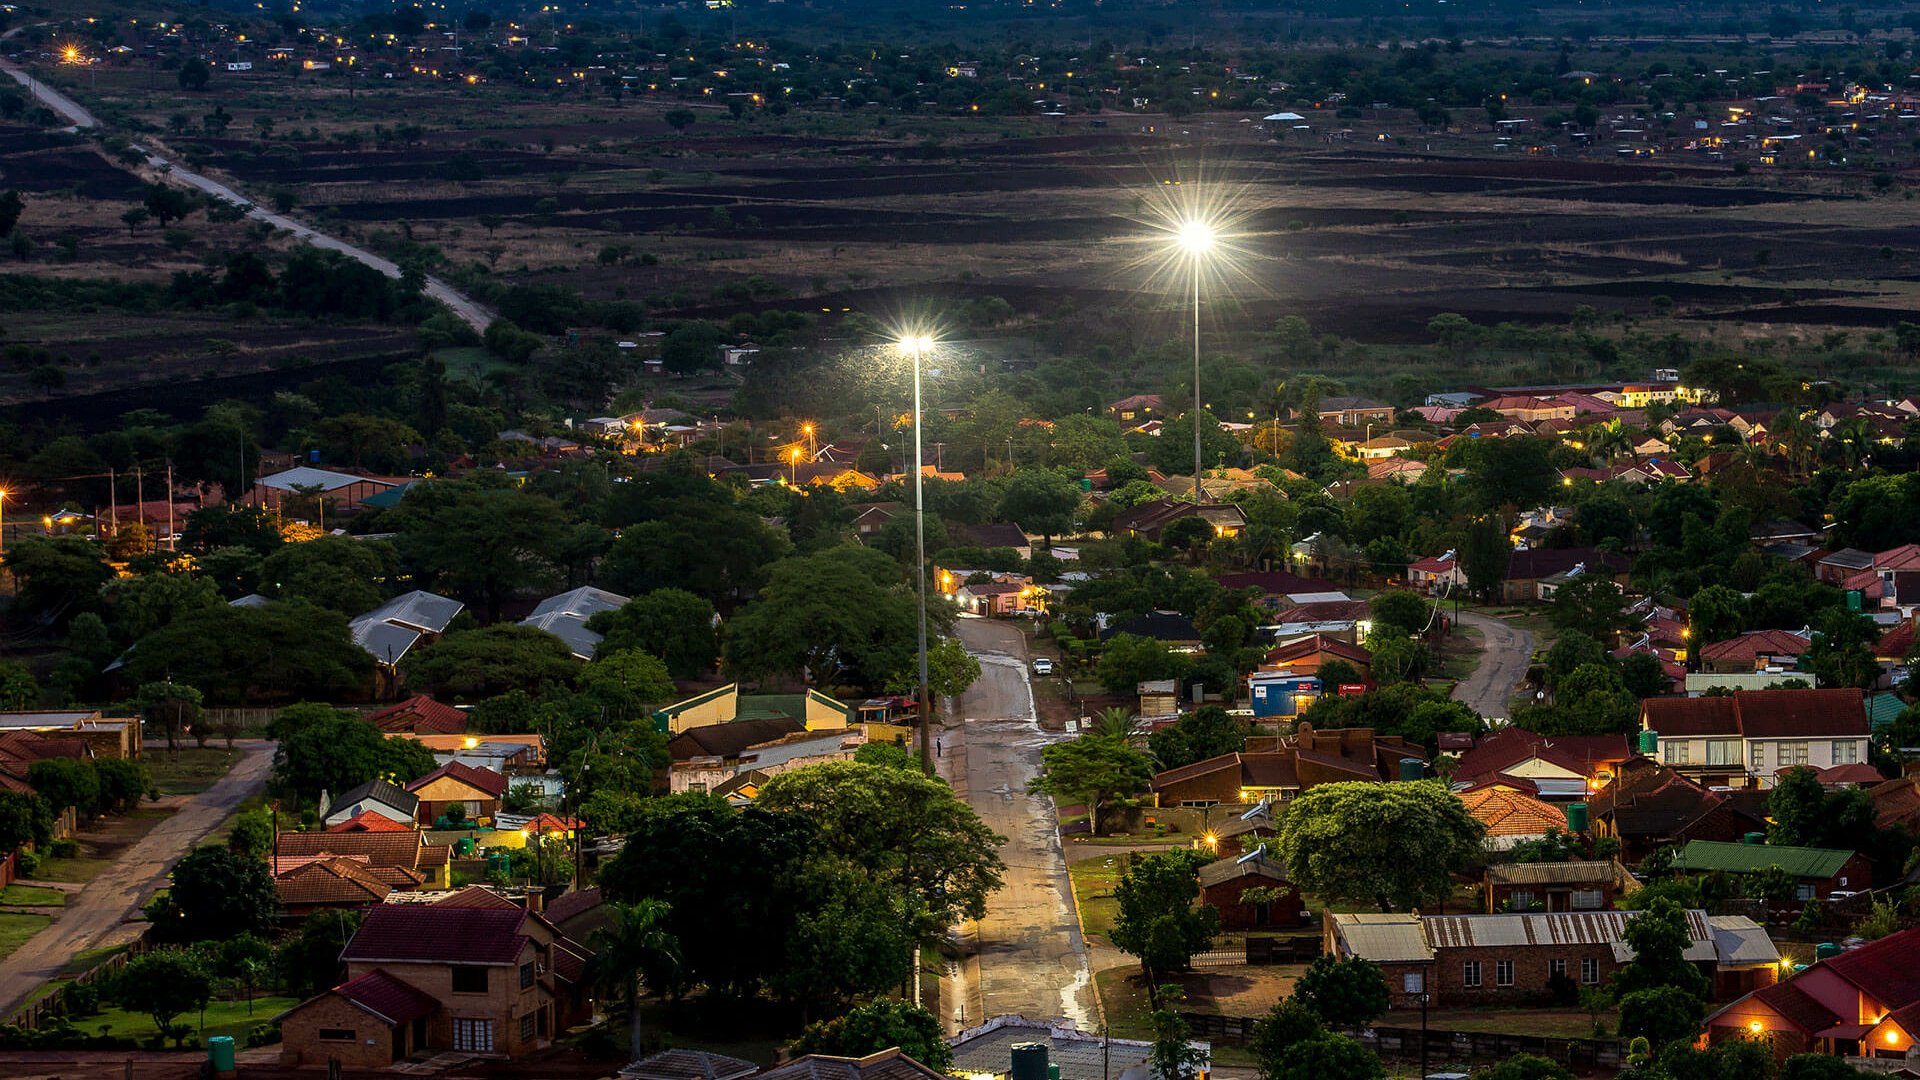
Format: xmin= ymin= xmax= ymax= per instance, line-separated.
xmin=1710 ymin=916 xmax=1782 ymax=967
xmin=1672 ymin=840 xmax=1854 ymax=879
xmin=1331 ymin=914 xmax=1433 ymax=962
xmin=356 ymin=590 xmax=464 ymax=635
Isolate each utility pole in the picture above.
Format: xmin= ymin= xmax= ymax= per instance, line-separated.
xmin=166 ymin=462 xmax=176 ymax=551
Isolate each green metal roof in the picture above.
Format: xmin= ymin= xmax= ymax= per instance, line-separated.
xmin=1867 ymin=692 xmax=1904 ymax=731
xmin=1672 ymin=840 xmax=1854 ymax=879
xmin=358 ymin=481 xmax=417 ymax=509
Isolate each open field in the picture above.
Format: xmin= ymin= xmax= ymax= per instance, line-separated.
xmin=144 ymin=748 xmax=243 ymax=796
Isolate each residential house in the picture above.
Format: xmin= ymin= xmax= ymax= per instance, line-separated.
xmin=622 ymin=1050 xmax=759 ymax=1080
xmin=651 ymin=683 xmax=853 ymax=736
xmin=1501 ymin=549 xmax=1631 ymax=604
xmin=1670 ymin=840 xmax=1872 ymax=905
xmin=250 ymin=466 xmax=398 ymax=512
xmin=352 ymin=590 xmax=464 ymax=671
xmin=851 ymin=502 xmax=903 ymax=539
xmin=950 ymin=1014 xmax=1193 ymax=1080
xmin=1268 ymin=598 xmax=1370 ymax=644
xmin=1208 ymin=804 xmax=1280 ymax=854
xmin=1327 ymin=909 xmax=1778 ymax=1009
xmin=1368 ymin=457 xmax=1429 ymax=483
xmin=1214 ymin=570 xmax=1341 ymax=610
xmin=1246 ymin=672 xmax=1323 ymax=719
xmin=667 ymin=716 xmax=807 ymax=764
xmin=327 ymin=811 xmax=413 ymax=834
xmin=1199 ymin=850 xmax=1304 ymax=929
xmin=1870 ymin=776 xmax=1920 ymax=833
xmin=322 ymin=779 xmax=420 ymax=829
xmin=273 ymin=829 xmax=451 ymax=890
xmin=277 ymin=902 xmax=593 ymax=1065
xmin=1316 ymin=397 xmax=1396 ymax=428
xmin=367 ymin=695 xmax=468 ymax=735
xmin=1150 ymin=725 xmax=1426 ymax=806
xmin=394 ymin=735 xmax=546 ymax=779
xmin=1700 ymin=630 xmax=1812 ymax=675
xmin=1482 ymin=396 xmax=1577 ymax=423
xmin=1107 ymin=394 xmax=1165 ymax=422
xmin=1640 ymin=689 xmax=1870 ymax=787
xmin=1353 ymin=435 xmax=1415 ymax=460
xmin=955 ymin=578 xmax=1045 ymax=617
xmin=1483 ymin=861 xmax=1631 ymax=913
xmin=759 ymin=1050 xmax=950 ymax=1080
xmin=1450 ymin=729 xmax=1633 ymax=798
xmin=518 ymin=586 xmax=630 ymax=660
xmin=1110 ymin=498 xmax=1247 ymax=542
xmin=0 ymin=711 xmax=140 ymax=760
xmin=1816 ymin=548 xmax=1876 ymax=586
xmin=1460 ymin=784 xmax=1584 ymax=849
xmin=671 ymin=727 xmax=867 ymax=795
xmin=1406 ymin=554 xmax=1466 ymax=594
xmin=276 ymin=856 xmax=419 ymax=916
xmin=407 ymin=762 xmax=510 ymax=825
xmin=1705 ymin=927 xmax=1920 ymax=1061
xmin=1586 ymin=757 xmax=1770 ymax=862
xmin=1100 ymin=611 xmax=1203 ymax=652
xmin=1259 ymin=634 xmax=1372 ymax=679
xmin=948 ymin=522 xmax=1033 ymax=559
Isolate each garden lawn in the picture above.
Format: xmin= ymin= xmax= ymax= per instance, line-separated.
xmin=1068 ymin=856 xmax=1123 ymax=940
xmin=83 ymin=996 xmax=302 ymax=1045
xmin=0 ymin=912 xmax=52 ymax=962
xmin=144 ymin=749 xmax=242 ymax=795
xmin=0 ymin=884 xmax=67 ymax=906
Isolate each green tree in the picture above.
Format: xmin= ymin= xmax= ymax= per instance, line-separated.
xmin=271 ymin=705 xmax=437 ymax=802
xmin=7 ymin=536 xmax=113 ymax=628
xmin=1483 ymin=1054 xmax=1575 ymax=1080
xmin=998 ymin=468 xmax=1081 ymax=549
xmin=576 ymin=648 xmax=678 ymax=722
xmin=0 ymin=789 xmax=53 ymax=853
xmin=1292 ymin=955 xmax=1389 ymax=1028
xmin=791 ymin=1001 xmax=953 ymax=1071
xmin=124 ymin=605 xmax=371 ymax=705
xmin=723 ymin=546 xmax=918 ymax=691
xmin=94 ymin=758 xmax=149 ymax=813
xmin=586 ymin=588 xmax=719 ymax=678
xmin=1150 ymin=988 xmax=1210 ymax=1080
xmin=0 ymin=662 xmax=37 ymax=711
xmin=1780 ymin=1055 xmax=1871 ymax=1080
xmin=1617 ymin=985 xmax=1706 ymax=1047
xmin=1768 ymin=766 xmax=1875 ymax=849
xmin=400 ymin=625 xmax=582 ymax=698
xmin=1688 ymin=585 xmax=1748 ymax=645
xmin=278 ymin=909 xmax=362 ymax=995
xmin=1109 ymin=849 xmax=1220 ymax=980
xmin=1251 ymin=999 xmax=1326 ymax=1080
xmin=387 ymin=482 xmax=567 ymax=621
xmin=588 ymin=899 xmax=680 ymax=1064
xmin=114 ymin=949 xmax=211 ymax=1038
xmin=259 ymin=536 xmax=397 ymax=613
xmin=1148 ymin=706 xmax=1248 ymax=771
xmin=1030 ymin=735 xmax=1155 ymax=835
xmin=1368 ymin=591 xmax=1431 ymax=638
xmin=601 ymin=502 xmax=791 ymax=605
xmin=1549 ymin=575 xmax=1636 ymax=643
xmin=1097 ymin=633 xmax=1191 ymax=694
xmin=1276 ymin=781 xmax=1484 ymax=911
xmin=1614 ymin=898 xmax=1710 ymax=1000
xmin=1459 ymin=518 xmax=1509 ymax=603
xmin=1268 ymin=1033 xmax=1384 ymax=1080
xmin=26 ymin=758 xmax=99 ymax=816
xmin=144 ymin=845 xmax=278 ymax=943
xmin=227 ymin=809 xmax=274 ymax=858
xmin=102 ymin=571 xmax=223 ymax=644
xmin=135 ymin=680 xmax=204 ymax=754
xmin=1149 ymin=410 xmax=1242 ymax=476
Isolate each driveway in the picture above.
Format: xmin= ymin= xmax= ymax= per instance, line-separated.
xmin=939 ymin=619 xmax=1096 ymax=1032
xmin=1450 ymin=610 xmax=1535 ymax=721
xmin=0 ymin=50 xmax=492 ymax=332
xmin=0 ymin=742 xmax=273 ymax=1017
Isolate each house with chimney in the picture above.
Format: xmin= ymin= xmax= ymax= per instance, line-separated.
xmin=1585 ymin=757 xmax=1769 ymax=863
xmin=1150 ymin=724 xmax=1426 ymax=807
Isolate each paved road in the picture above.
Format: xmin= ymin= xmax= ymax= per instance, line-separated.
xmin=0 ymin=742 xmax=273 ymax=1017
xmin=939 ymin=619 xmax=1096 ymax=1033
xmin=0 ymin=50 xmax=493 ymax=332
xmin=1451 ymin=610 xmax=1536 ymax=721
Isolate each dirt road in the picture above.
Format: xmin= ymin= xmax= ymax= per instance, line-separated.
xmin=0 ymin=742 xmax=273 ymax=1017
xmin=940 ymin=619 xmax=1096 ymax=1032
xmin=0 ymin=49 xmax=492 ymax=332
xmin=1450 ymin=611 xmax=1535 ymax=721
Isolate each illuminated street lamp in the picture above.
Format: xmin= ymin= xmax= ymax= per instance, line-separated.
xmin=898 ymin=334 xmax=935 ymax=772
xmin=1174 ymin=219 xmax=1217 ymax=503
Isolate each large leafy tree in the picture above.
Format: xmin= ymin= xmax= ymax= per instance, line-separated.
xmin=7 ymin=536 xmax=113 ymax=628
xmin=754 ymin=761 xmax=1005 ymax=942
xmin=791 ymin=1002 xmax=952 ymax=1071
xmin=1614 ymin=898 xmax=1710 ymax=1000
xmin=145 ymin=845 xmax=278 ymax=943
xmin=26 ymin=758 xmax=100 ymax=816
xmin=997 ymin=467 xmax=1081 ymax=549
xmin=587 ymin=900 xmax=679 ymax=1064
xmin=259 ymin=535 xmax=399 ymax=614
xmin=1266 ymin=1033 xmax=1384 ymax=1080
xmin=100 ymin=571 xmax=224 ymax=645
xmin=1097 ymin=633 xmax=1191 ymax=694
xmin=586 ymin=588 xmax=719 ymax=678
xmin=1030 ymin=734 xmax=1155 ymax=835
xmin=1148 ymin=706 xmax=1248 ymax=771
xmin=1617 ymin=985 xmax=1707 ymax=1048
xmin=0 ymin=790 xmax=53 ymax=853
xmin=123 ymin=604 xmax=372 ymax=704
xmin=1292 ymin=956 xmax=1388 ymax=1028
xmin=278 ymin=910 xmax=362 ymax=995
xmin=1109 ymin=849 xmax=1220 ymax=980
xmin=1767 ymin=766 xmax=1875 ymax=850
xmin=387 ymin=480 xmax=567 ymax=621
xmin=1548 ymin=575 xmax=1638 ymax=644
xmin=400 ymin=624 xmax=581 ymax=699
xmin=1276 ymin=781 xmax=1485 ymax=912
xmin=722 ymin=545 xmax=918 ymax=690
xmin=600 ymin=498 xmax=790 ymax=606
xmin=271 ymin=705 xmax=437 ymax=802
xmin=115 ymin=949 xmax=212 ymax=1037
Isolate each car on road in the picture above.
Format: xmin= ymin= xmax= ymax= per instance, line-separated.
xmin=1031 ymin=658 xmax=1054 ymax=676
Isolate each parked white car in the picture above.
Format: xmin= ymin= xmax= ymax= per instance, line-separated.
xmin=1032 ymin=658 xmax=1054 ymax=676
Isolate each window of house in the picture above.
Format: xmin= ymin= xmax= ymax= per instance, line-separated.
xmin=1707 ymin=741 xmax=1739 ymax=766
xmin=453 ymin=1019 xmax=492 ymax=1053
xmin=451 ymin=966 xmax=489 ymax=994
xmin=1549 ymin=959 xmax=1567 ymax=980
xmin=1581 ymin=958 xmax=1599 ymax=985
xmin=1795 ymin=884 xmax=1816 ymax=901
xmin=1510 ymin=890 xmax=1535 ymax=911
xmin=1180 ymin=801 xmax=1217 ymax=809
xmin=1782 ymin=742 xmax=1809 ymax=767
xmin=318 ymin=1029 xmax=355 ymax=1042
xmin=1404 ymin=972 xmax=1425 ymax=994
xmin=1664 ymin=741 xmax=1692 ymax=765
xmin=1496 ymin=960 xmax=1515 ymax=987
xmin=520 ymin=963 xmax=534 ymax=989
xmin=1750 ymin=743 xmax=1765 ymax=772
xmin=520 ymin=1015 xmax=536 ymax=1041
xmin=1463 ymin=961 xmax=1481 ymax=988
xmin=1572 ymin=889 xmax=1604 ymax=910
xmin=1833 ymin=740 xmax=1859 ymax=765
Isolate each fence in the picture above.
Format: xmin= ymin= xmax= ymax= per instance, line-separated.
xmin=1187 ymin=933 xmax=1321 ymax=968
xmin=6 ymin=932 xmax=153 ymax=1030
xmin=1180 ymin=1015 xmax=1627 ymax=1069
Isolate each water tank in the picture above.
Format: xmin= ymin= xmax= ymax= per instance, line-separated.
xmin=1565 ymin=803 xmax=1589 ymax=835
xmin=1637 ymin=729 xmax=1659 ymax=755
xmin=1847 ymin=590 xmax=1862 ymax=612
xmin=1399 ymin=758 xmax=1426 ymax=781
xmin=1816 ymin=942 xmax=1843 ymax=961
xmin=1049 ymin=1066 xmax=1061 ymax=1080
xmin=1743 ymin=831 xmax=1766 ymax=845
xmin=454 ymin=837 xmax=476 ymax=857
xmin=207 ymin=1036 xmax=236 ymax=1077
xmin=1010 ymin=1043 xmax=1049 ymax=1080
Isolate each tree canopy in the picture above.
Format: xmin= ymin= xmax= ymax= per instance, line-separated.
xmin=1275 ymin=781 xmax=1484 ymax=912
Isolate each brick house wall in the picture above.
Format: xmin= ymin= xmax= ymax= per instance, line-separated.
xmin=1154 ymin=769 xmax=1240 ymax=807
xmin=1485 ymin=879 xmax=1618 ymax=913
xmin=1201 ymin=876 xmax=1305 ymax=930
xmin=343 ymin=953 xmax=547 ymax=1057
xmin=1377 ymin=961 xmax=1434 ymax=1010
xmin=279 ymin=992 xmax=408 ymax=1068
xmin=1428 ymin=942 xmax=1618 ymax=1006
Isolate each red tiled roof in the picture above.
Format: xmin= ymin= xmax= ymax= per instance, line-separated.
xmin=1823 ymin=926 xmax=1920 ymax=1006
xmin=1271 ymin=600 xmax=1370 ymax=624
xmin=1800 ymin=763 xmax=1886 ymax=786
xmin=406 ymin=760 xmax=510 ymax=799
xmin=1264 ymin=634 xmax=1373 ymax=667
xmin=1150 ymin=752 xmax=1241 ymax=790
xmin=1748 ymin=982 xmax=1842 ymax=1035
xmin=326 ymin=811 xmax=414 ymax=833
xmin=276 ymin=831 xmax=424 ymax=870
xmin=1871 ymin=778 xmax=1920 ymax=830
xmin=275 ymin=857 xmax=392 ymax=906
xmin=1642 ymin=695 xmax=1741 ymax=737
xmin=1876 ymin=621 xmax=1916 ymax=661
xmin=545 ymin=886 xmax=602 ymax=926
xmin=1699 ymin=629 xmax=1810 ymax=664
xmin=1735 ymin=688 xmax=1866 ymax=738
xmin=333 ymin=969 xmax=441 ymax=1026
xmin=1408 ymin=555 xmax=1456 ymax=574
xmin=366 ymin=695 xmax=467 ymax=735
xmin=341 ymin=905 xmax=529 ymax=966
xmin=1460 ymin=786 xmax=1573 ymax=837
xmin=1876 ymin=544 xmax=1920 ymax=571
xmin=1452 ymin=728 xmax=1631 ymax=784
xmin=432 ymin=885 xmax=522 ymax=909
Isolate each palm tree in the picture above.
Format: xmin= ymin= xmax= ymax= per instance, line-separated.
xmin=1836 ymin=417 xmax=1874 ymax=470
xmin=587 ymin=900 xmax=679 ymax=1064
xmin=1089 ymin=707 xmax=1142 ymax=740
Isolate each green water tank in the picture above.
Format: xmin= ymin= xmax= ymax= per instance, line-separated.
xmin=1049 ymin=1065 xmax=1061 ymax=1080
xmin=454 ymin=837 xmax=476 ymax=857
xmin=1637 ymin=729 xmax=1659 ymax=755
xmin=1565 ymin=803 xmax=1589 ymax=834
xmin=208 ymin=1035 xmax=236 ymax=1075
xmin=1398 ymin=757 xmax=1425 ymax=781
xmin=1743 ymin=831 xmax=1766 ymax=845
xmin=1010 ymin=1043 xmax=1049 ymax=1080
xmin=1816 ymin=942 xmax=1843 ymax=960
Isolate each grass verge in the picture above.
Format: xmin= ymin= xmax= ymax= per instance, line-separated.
xmin=0 ymin=884 xmax=67 ymax=907
xmin=1068 ymin=856 xmax=1123 ymax=941
xmin=144 ymin=748 xmax=243 ymax=796
xmin=81 ymin=996 xmax=301 ymax=1045
xmin=0 ymin=911 xmax=53 ymax=963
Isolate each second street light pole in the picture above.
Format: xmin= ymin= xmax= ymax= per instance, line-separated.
xmin=905 ymin=336 xmax=935 ymax=773
xmin=1191 ymin=254 xmax=1202 ymax=504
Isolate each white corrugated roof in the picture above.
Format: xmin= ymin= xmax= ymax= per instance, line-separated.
xmin=256 ymin=466 xmax=390 ymax=492
xmin=355 ymin=590 xmax=464 ymax=635
xmin=527 ymin=586 xmax=629 ymax=620
xmin=1331 ymin=914 xmax=1433 ymax=962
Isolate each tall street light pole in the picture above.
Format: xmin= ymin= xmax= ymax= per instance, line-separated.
xmin=901 ymin=335 xmax=936 ymax=773
xmin=1176 ymin=220 xmax=1216 ymax=504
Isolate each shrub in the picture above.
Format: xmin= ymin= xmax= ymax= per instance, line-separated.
xmin=48 ymin=838 xmax=78 ymax=858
